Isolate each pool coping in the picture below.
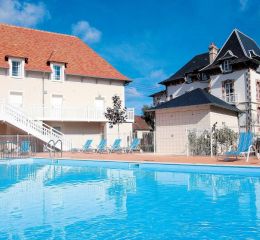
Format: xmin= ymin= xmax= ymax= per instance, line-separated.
xmin=32 ymin=156 xmax=260 ymax=170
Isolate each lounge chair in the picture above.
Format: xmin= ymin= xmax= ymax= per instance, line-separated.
xmin=96 ymin=139 xmax=108 ymax=153
xmin=109 ymin=139 xmax=122 ymax=153
xmin=20 ymin=140 xmax=31 ymax=155
xmin=82 ymin=139 xmax=93 ymax=152
xmin=125 ymin=138 xmax=140 ymax=153
xmin=224 ymin=132 xmax=256 ymax=162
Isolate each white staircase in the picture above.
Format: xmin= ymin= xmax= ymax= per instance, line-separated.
xmin=0 ymin=101 xmax=72 ymax=150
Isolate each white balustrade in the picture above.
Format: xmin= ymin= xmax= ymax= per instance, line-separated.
xmin=25 ymin=106 xmax=135 ymax=122
xmin=223 ymin=94 xmax=238 ymax=104
xmin=0 ymin=101 xmax=72 ymax=150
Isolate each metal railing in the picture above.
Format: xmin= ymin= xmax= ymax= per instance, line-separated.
xmin=223 ymin=94 xmax=238 ymax=104
xmin=46 ymin=139 xmax=63 ymax=158
xmin=0 ymin=135 xmax=44 ymax=159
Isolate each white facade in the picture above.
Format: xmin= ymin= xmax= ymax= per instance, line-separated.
xmin=158 ymin=67 xmax=260 ymax=135
xmin=155 ymin=105 xmax=238 ymax=155
xmin=0 ymin=67 xmax=134 ymax=149
xmin=167 ymin=81 xmax=208 ymax=99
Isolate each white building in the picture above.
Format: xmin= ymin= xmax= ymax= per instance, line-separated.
xmin=0 ymin=24 xmax=134 ymax=150
xmin=150 ymin=29 xmax=260 ymax=154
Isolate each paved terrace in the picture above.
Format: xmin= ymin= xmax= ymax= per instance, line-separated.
xmin=36 ymin=152 xmax=260 ymax=166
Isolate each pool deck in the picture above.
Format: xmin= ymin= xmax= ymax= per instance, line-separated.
xmin=35 ymin=152 xmax=260 ymax=166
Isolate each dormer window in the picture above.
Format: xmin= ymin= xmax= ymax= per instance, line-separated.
xmin=51 ymin=63 xmax=64 ymax=81
xmin=200 ymin=73 xmax=208 ymax=81
xmin=9 ymin=58 xmax=24 ymax=78
xmin=185 ymin=76 xmax=192 ymax=84
xmin=222 ymin=60 xmax=232 ymax=73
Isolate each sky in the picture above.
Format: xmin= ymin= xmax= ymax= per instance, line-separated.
xmin=0 ymin=0 xmax=260 ymax=114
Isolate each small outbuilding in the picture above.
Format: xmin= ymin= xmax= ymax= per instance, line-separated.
xmin=149 ymin=88 xmax=240 ymax=155
xmin=133 ymin=115 xmax=152 ymax=139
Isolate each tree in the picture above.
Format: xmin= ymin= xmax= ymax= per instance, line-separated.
xmin=142 ymin=104 xmax=155 ymax=130
xmin=104 ymin=95 xmax=127 ymax=136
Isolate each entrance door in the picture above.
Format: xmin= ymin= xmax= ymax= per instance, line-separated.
xmin=9 ymin=92 xmax=23 ymax=108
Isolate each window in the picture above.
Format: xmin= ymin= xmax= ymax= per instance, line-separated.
xmin=51 ymin=64 xmax=64 ymax=81
xmin=257 ymin=108 xmax=260 ymax=124
xmin=200 ymin=73 xmax=208 ymax=81
xmin=222 ymin=60 xmax=232 ymax=73
xmin=9 ymin=59 xmax=24 ymax=78
xmin=223 ymin=80 xmax=236 ymax=103
xmin=256 ymin=81 xmax=260 ymax=100
xmin=185 ymin=76 xmax=192 ymax=84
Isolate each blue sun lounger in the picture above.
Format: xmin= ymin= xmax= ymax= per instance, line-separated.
xmin=96 ymin=139 xmax=107 ymax=153
xmin=20 ymin=140 xmax=31 ymax=155
xmin=110 ymin=139 xmax=122 ymax=152
xmin=83 ymin=139 xmax=93 ymax=152
xmin=224 ymin=132 xmax=256 ymax=162
xmin=125 ymin=138 xmax=140 ymax=153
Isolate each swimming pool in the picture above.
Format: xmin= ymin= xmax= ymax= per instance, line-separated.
xmin=1 ymin=158 xmax=260 ymax=239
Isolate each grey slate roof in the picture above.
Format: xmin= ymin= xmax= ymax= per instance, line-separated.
xmin=149 ymin=90 xmax=166 ymax=97
xmin=151 ymin=88 xmax=240 ymax=113
xmin=202 ymin=29 xmax=260 ymax=71
xmin=237 ymin=30 xmax=260 ymax=57
xmin=160 ymin=52 xmax=209 ymax=85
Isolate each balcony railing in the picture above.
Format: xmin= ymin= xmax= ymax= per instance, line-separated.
xmin=24 ymin=106 xmax=135 ymax=122
xmin=223 ymin=94 xmax=238 ymax=104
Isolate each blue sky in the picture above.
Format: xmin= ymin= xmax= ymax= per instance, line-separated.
xmin=0 ymin=0 xmax=260 ymax=114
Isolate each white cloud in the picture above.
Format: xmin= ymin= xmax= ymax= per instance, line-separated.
xmin=126 ymin=87 xmax=143 ymax=97
xmin=0 ymin=0 xmax=49 ymax=27
xmin=239 ymin=0 xmax=249 ymax=11
xmin=150 ymin=69 xmax=167 ymax=81
xmin=72 ymin=21 xmax=102 ymax=44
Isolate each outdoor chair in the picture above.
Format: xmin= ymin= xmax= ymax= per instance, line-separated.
xmin=125 ymin=138 xmax=140 ymax=153
xmin=20 ymin=140 xmax=31 ymax=155
xmin=224 ymin=132 xmax=257 ymax=162
xmin=109 ymin=139 xmax=122 ymax=153
xmin=82 ymin=139 xmax=93 ymax=152
xmin=96 ymin=139 xmax=108 ymax=153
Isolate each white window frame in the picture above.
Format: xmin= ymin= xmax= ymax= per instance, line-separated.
xmin=222 ymin=60 xmax=232 ymax=73
xmin=8 ymin=58 xmax=25 ymax=78
xmin=256 ymin=80 xmax=260 ymax=100
xmin=51 ymin=63 xmax=65 ymax=82
xmin=223 ymin=80 xmax=236 ymax=103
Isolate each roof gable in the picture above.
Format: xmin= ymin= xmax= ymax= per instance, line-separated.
xmin=214 ymin=30 xmax=248 ymax=62
xmin=0 ymin=24 xmax=129 ymax=81
xmin=202 ymin=29 xmax=260 ymax=72
xmin=152 ymin=88 xmax=240 ymax=113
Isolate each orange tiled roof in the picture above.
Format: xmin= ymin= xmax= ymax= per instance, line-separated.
xmin=0 ymin=24 xmax=129 ymax=81
xmin=133 ymin=116 xmax=152 ymax=131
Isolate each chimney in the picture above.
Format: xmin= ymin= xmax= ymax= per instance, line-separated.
xmin=208 ymin=42 xmax=218 ymax=64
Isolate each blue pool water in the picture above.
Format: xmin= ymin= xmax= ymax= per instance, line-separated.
xmin=1 ymin=159 xmax=260 ymax=239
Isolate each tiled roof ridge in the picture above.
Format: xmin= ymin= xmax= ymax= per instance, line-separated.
xmin=0 ymin=23 xmax=129 ymax=81
xmin=0 ymin=23 xmax=77 ymax=38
